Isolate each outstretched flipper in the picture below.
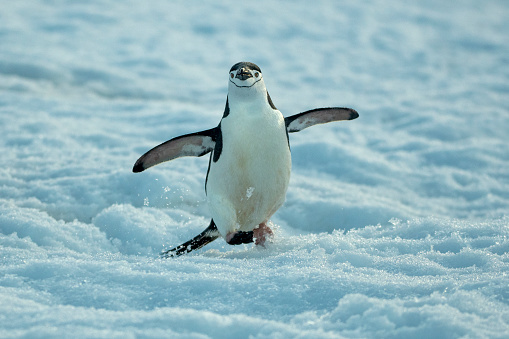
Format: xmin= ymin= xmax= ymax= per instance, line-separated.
xmin=285 ymin=107 xmax=359 ymax=133
xmin=133 ymin=128 xmax=218 ymax=173
xmin=160 ymin=220 xmax=221 ymax=258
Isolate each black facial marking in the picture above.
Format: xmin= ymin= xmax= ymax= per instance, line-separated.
xmin=267 ymin=91 xmax=277 ymax=110
xmin=235 ymin=67 xmax=253 ymax=80
xmin=229 ymin=77 xmax=262 ymax=88
xmin=230 ymin=61 xmax=262 ymax=73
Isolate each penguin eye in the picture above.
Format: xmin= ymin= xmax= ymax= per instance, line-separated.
xmin=230 ymin=72 xmax=234 ymax=78
xmin=254 ymin=72 xmax=259 ymax=77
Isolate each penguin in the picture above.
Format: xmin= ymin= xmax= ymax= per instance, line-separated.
xmin=133 ymin=61 xmax=358 ymax=257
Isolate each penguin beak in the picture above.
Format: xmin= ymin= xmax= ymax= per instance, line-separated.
xmin=235 ymin=68 xmax=253 ymax=80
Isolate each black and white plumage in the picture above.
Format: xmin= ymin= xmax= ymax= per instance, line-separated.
xmin=133 ymin=62 xmax=358 ymax=257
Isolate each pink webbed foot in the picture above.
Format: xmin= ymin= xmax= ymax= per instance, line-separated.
xmin=253 ymin=222 xmax=273 ymax=246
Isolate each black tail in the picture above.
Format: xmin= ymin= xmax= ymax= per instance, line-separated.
xmin=160 ymin=220 xmax=221 ymax=258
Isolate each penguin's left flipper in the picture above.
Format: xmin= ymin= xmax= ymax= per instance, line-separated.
xmin=133 ymin=128 xmax=217 ymax=173
xmin=160 ymin=220 xmax=221 ymax=258
xmin=285 ymin=107 xmax=359 ymax=133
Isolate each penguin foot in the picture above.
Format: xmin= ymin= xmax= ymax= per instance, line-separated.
xmin=253 ymin=222 xmax=273 ymax=246
xmin=226 ymin=231 xmax=254 ymax=245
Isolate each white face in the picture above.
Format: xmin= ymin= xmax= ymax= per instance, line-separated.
xmin=228 ymin=67 xmax=263 ymax=88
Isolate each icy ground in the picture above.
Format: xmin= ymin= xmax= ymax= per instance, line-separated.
xmin=1 ymin=1 xmax=508 ymax=338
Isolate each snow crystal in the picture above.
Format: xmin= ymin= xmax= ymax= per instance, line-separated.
xmin=246 ymin=187 xmax=255 ymax=199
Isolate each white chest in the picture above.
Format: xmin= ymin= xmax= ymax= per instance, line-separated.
xmin=218 ymin=102 xmax=290 ymax=182
xmin=206 ymin=102 xmax=292 ymax=234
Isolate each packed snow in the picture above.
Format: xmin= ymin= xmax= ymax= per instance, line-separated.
xmin=1 ymin=1 xmax=508 ymax=338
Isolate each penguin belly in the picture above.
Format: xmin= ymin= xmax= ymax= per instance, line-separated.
xmin=206 ymin=110 xmax=291 ymax=238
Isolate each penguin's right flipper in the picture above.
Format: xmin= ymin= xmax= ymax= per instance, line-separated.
xmin=160 ymin=220 xmax=221 ymax=258
xmin=133 ymin=128 xmax=218 ymax=173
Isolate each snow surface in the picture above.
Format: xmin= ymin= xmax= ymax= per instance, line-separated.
xmin=1 ymin=1 xmax=508 ymax=338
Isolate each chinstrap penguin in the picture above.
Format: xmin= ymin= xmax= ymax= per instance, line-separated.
xmin=133 ymin=61 xmax=359 ymax=257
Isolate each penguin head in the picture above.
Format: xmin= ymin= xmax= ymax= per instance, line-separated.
xmin=228 ymin=62 xmax=267 ymax=98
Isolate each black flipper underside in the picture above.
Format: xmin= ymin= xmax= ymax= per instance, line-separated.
xmin=160 ymin=220 xmax=221 ymax=258
xmin=133 ymin=128 xmax=217 ymax=173
xmin=285 ymin=107 xmax=359 ymax=133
